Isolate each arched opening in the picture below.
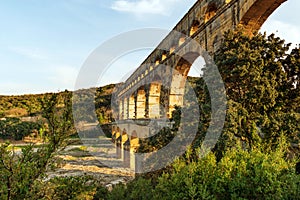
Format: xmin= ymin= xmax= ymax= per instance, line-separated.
xmin=149 ymin=75 xmax=162 ymax=119
xmin=239 ymin=0 xmax=286 ymax=35
xmin=190 ymin=20 xmax=200 ymax=36
xmin=161 ymin=52 xmax=167 ymax=61
xmin=205 ymin=3 xmax=217 ymax=23
xmin=128 ymin=95 xmax=135 ymax=119
xmin=170 ymin=45 xmax=176 ymax=54
xmin=136 ymin=87 xmax=146 ymax=119
xmin=187 ymin=56 xmax=205 ymax=77
xmin=155 ymin=57 xmax=160 ymax=66
xmin=169 ymin=52 xmax=201 ymax=117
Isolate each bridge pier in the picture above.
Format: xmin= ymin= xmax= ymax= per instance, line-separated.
xmin=111 ymin=123 xmax=150 ymax=172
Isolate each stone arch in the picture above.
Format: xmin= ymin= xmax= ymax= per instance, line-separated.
xmin=189 ymin=20 xmax=200 ymax=36
xmin=239 ymin=0 xmax=286 ymax=35
xmin=205 ymin=2 xmax=218 ymax=23
xmin=169 ymin=52 xmax=200 ymax=117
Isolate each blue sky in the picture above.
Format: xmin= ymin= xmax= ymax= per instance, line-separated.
xmin=0 ymin=0 xmax=299 ymax=95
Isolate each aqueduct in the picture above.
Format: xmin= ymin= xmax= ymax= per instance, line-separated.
xmin=111 ymin=0 xmax=287 ymax=172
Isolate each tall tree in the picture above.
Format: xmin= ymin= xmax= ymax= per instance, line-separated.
xmin=213 ymin=29 xmax=299 ymax=154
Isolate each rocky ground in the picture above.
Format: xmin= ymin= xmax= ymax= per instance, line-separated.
xmin=47 ymin=137 xmax=134 ymax=186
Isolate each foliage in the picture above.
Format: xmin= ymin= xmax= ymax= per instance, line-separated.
xmin=0 ymin=117 xmax=41 ymax=140
xmin=210 ymin=30 xmax=300 ymax=157
xmin=154 ymin=147 xmax=300 ymax=200
xmin=94 ymin=177 xmax=154 ymax=200
xmin=39 ymin=91 xmax=75 ymax=146
xmin=0 ymin=93 xmax=75 ymax=199
xmin=36 ymin=175 xmax=100 ymax=200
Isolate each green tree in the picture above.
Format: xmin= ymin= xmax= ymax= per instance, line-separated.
xmin=213 ymin=30 xmax=300 ymax=154
xmin=0 ymin=92 xmax=75 ymax=199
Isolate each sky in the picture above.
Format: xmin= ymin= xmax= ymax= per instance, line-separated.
xmin=0 ymin=0 xmax=299 ymax=95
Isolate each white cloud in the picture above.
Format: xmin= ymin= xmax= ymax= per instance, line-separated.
xmin=111 ymin=0 xmax=181 ymax=16
xmin=9 ymin=46 xmax=48 ymax=60
xmin=261 ymin=19 xmax=300 ymax=47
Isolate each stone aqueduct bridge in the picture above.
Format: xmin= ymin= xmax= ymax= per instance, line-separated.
xmin=111 ymin=0 xmax=287 ymax=171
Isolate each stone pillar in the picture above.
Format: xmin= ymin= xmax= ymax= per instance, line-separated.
xmin=136 ymin=89 xmax=146 ymax=119
xmin=111 ymin=125 xmax=116 ymax=143
xmin=130 ymin=137 xmax=140 ymax=172
xmin=121 ymin=131 xmax=128 ymax=161
xmin=145 ymin=86 xmax=149 ymax=118
xmin=128 ymin=95 xmax=135 ymax=119
xmin=115 ymin=131 xmax=122 ymax=159
xmin=159 ymin=85 xmax=170 ymax=119
xmin=119 ymin=99 xmax=124 ymax=120
xmin=123 ymin=139 xmax=130 ymax=168
xmin=169 ymin=73 xmax=185 ymax=118
xmin=149 ymin=83 xmax=161 ymax=118
xmin=123 ymin=98 xmax=128 ymax=120
xmin=169 ymin=63 xmax=190 ymax=117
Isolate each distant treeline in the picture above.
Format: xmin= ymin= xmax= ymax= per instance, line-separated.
xmin=0 ymin=84 xmax=116 ymax=123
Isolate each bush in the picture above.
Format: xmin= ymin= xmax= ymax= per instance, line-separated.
xmin=154 ymin=148 xmax=300 ymax=200
xmin=40 ymin=176 xmax=98 ymax=200
xmin=94 ymin=177 xmax=154 ymax=200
